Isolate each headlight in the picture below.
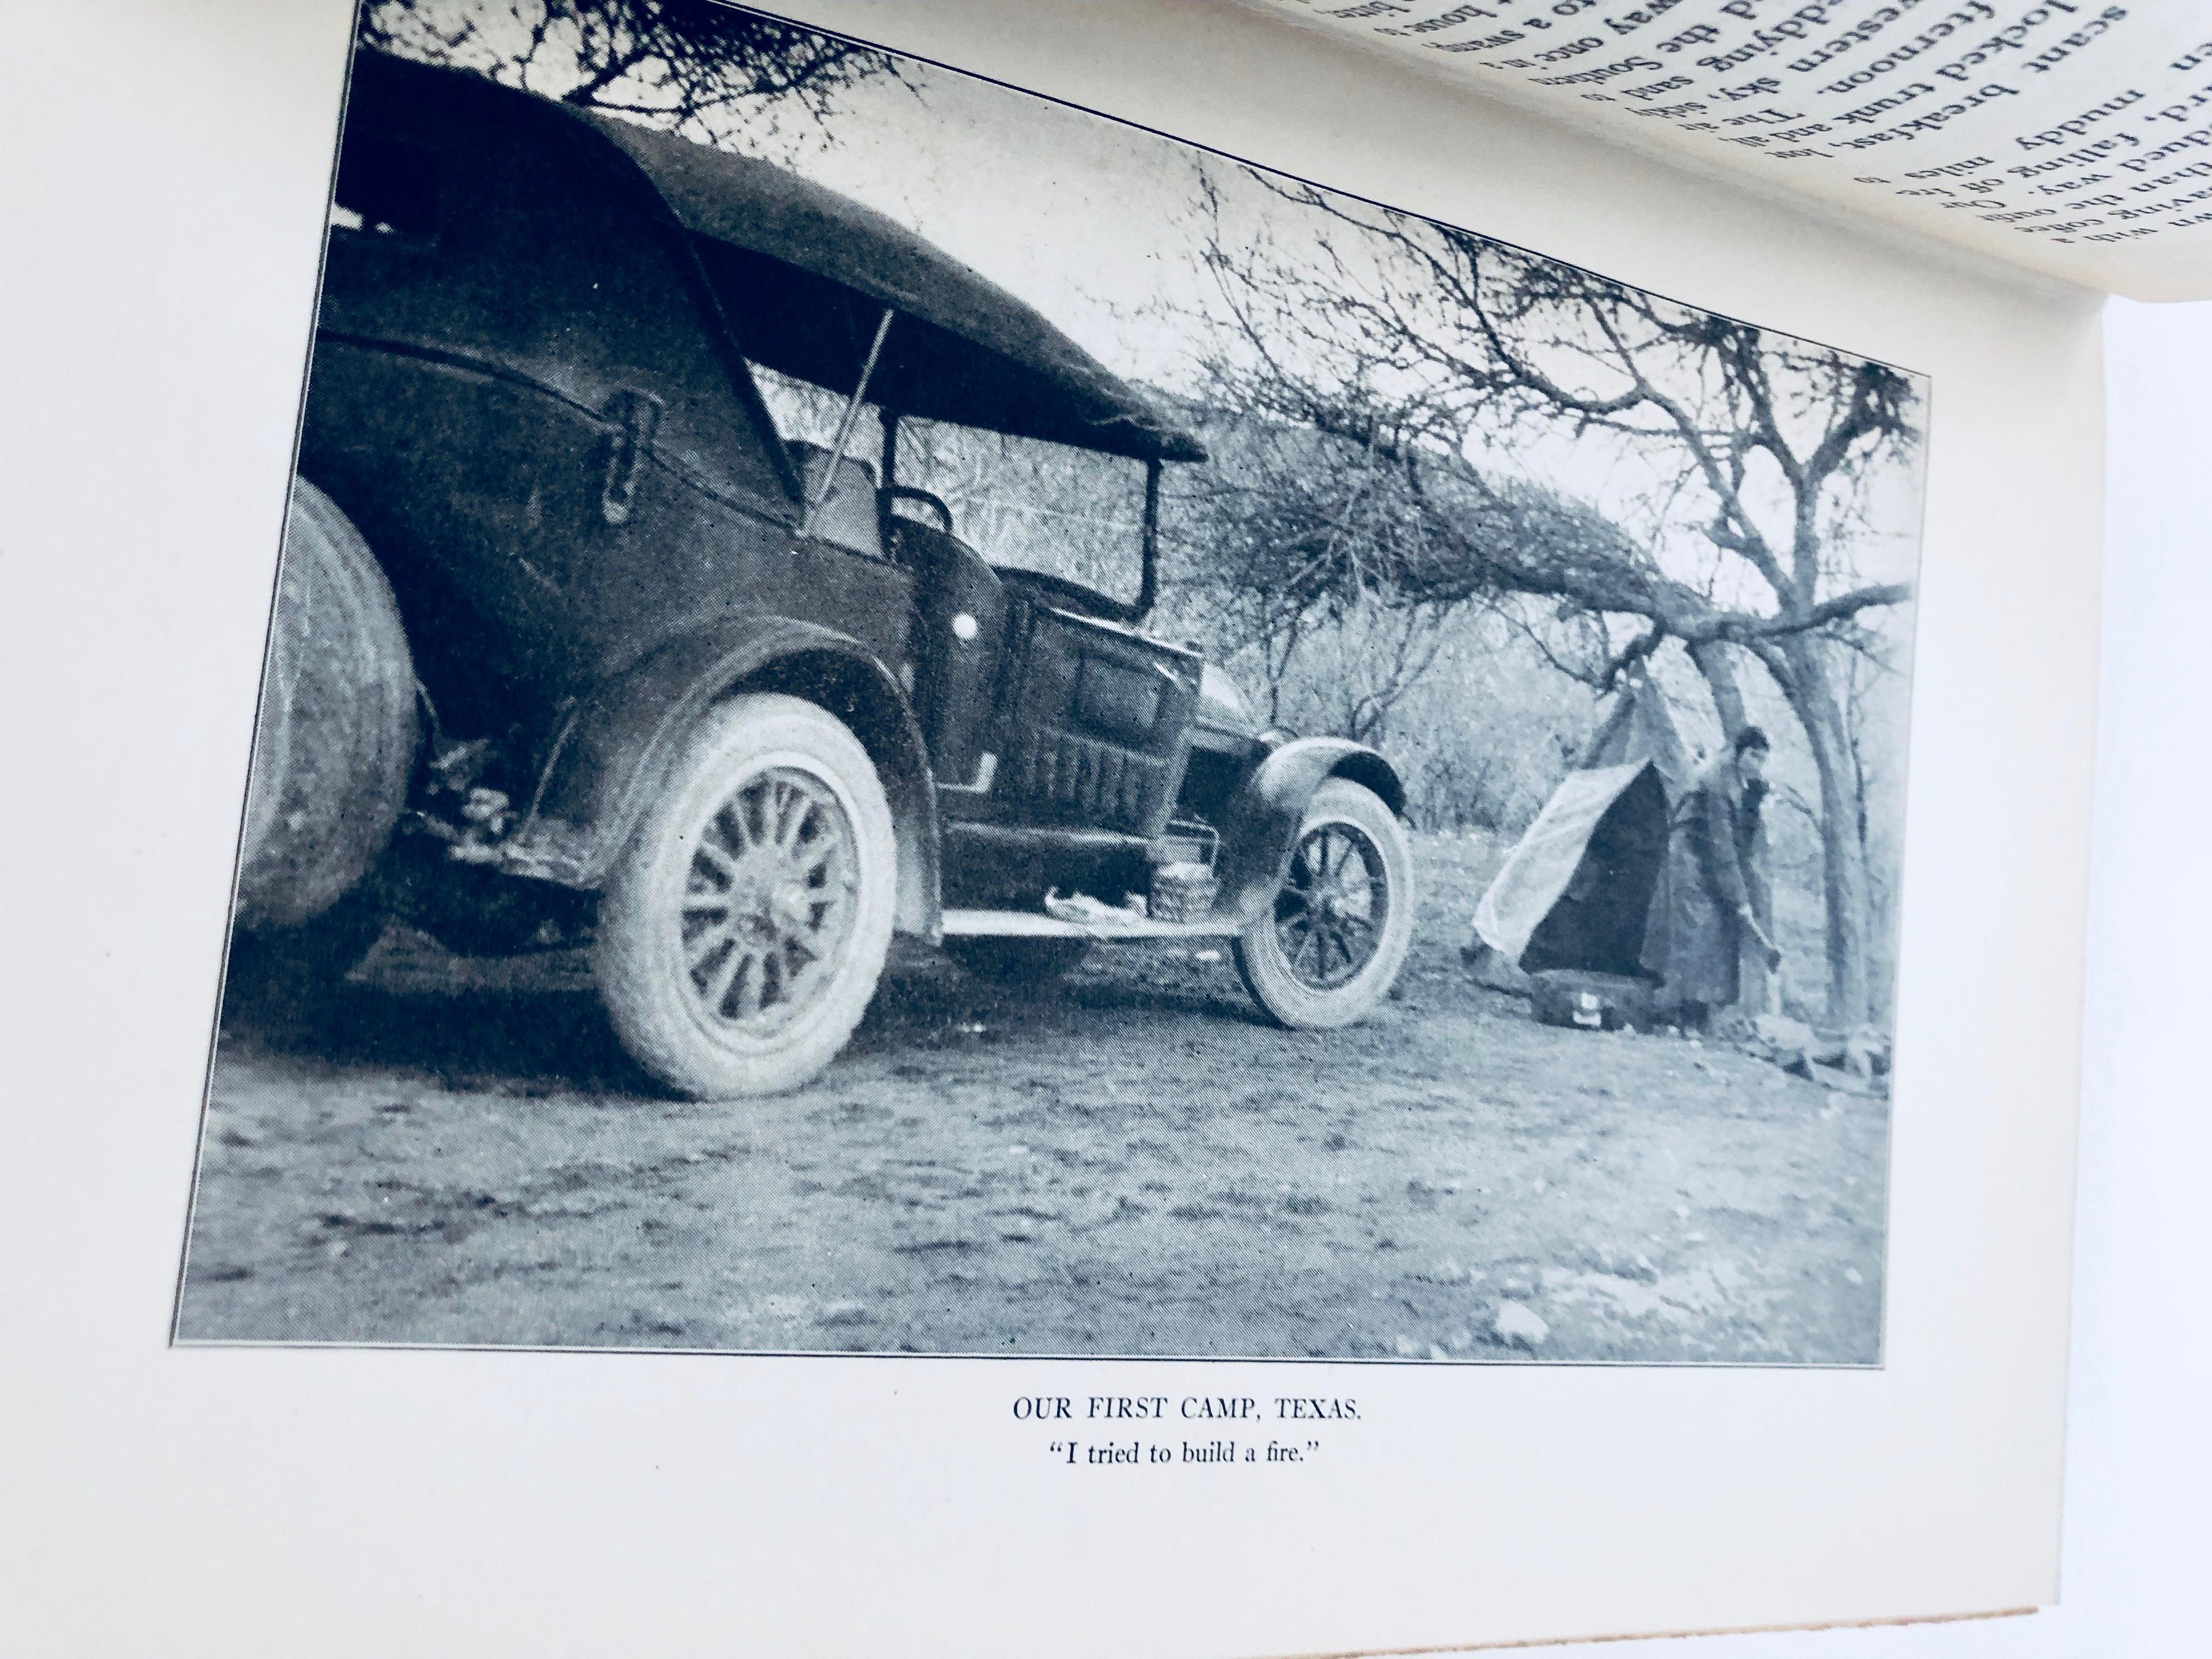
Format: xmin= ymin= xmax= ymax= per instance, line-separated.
xmin=1198 ymin=662 xmax=1253 ymax=726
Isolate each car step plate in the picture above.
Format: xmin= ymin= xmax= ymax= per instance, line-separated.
xmin=939 ymin=907 xmax=1241 ymax=941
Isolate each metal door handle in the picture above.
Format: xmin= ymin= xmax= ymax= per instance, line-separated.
xmin=599 ymin=388 xmax=663 ymax=526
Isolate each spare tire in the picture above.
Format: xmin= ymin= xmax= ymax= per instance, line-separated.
xmin=234 ymin=479 xmax=417 ymax=933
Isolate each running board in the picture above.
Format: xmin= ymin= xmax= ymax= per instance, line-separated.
xmin=939 ymin=907 xmax=1244 ymax=941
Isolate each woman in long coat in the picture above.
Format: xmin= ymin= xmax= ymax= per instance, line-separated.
xmin=1639 ymin=726 xmax=1779 ymax=1028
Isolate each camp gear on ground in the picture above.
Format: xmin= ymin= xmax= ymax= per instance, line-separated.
xmin=1528 ymin=970 xmax=1655 ymax=1033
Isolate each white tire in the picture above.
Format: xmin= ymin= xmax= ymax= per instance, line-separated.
xmin=594 ymin=694 xmax=896 ymax=1098
xmin=1234 ymin=778 xmax=1415 ymax=1029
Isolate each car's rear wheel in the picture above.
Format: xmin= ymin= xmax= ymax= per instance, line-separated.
xmin=225 ymin=478 xmax=410 ymax=1031
xmin=594 ymin=694 xmax=896 ymax=1098
xmin=945 ymin=937 xmax=1093 ymax=990
xmin=236 ymin=478 xmax=417 ymax=933
xmin=1235 ymin=778 xmax=1414 ymax=1029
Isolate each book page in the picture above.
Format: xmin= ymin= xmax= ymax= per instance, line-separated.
xmin=1241 ymin=0 xmax=2212 ymax=299
xmin=1 ymin=1 xmax=2095 ymax=1654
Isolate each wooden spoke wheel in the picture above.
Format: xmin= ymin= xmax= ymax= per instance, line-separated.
xmin=595 ymin=695 xmax=896 ymax=1098
xmin=1235 ymin=779 xmax=1414 ymax=1029
xmin=678 ymin=767 xmax=862 ymax=1035
xmin=1274 ymin=821 xmax=1388 ymax=989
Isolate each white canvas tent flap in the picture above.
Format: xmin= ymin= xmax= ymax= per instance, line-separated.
xmin=1472 ymin=760 xmax=1652 ymax=962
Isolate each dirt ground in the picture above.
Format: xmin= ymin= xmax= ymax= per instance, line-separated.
xmin=175 ymin=833 xmax=1888 ymax=1364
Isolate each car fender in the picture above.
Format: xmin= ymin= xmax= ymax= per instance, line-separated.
xmin=1214 ymin=738 xmax=1407 ymax=925
xmin=502 ymin=616 xmax=942 ymax=937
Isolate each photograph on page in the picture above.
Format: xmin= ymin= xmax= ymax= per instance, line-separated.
xmin=175 ymin=0 xmax=1927 ymax=1367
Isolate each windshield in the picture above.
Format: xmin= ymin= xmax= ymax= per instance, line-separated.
xmin=753 ymin=369 xmax=1147 ymax=608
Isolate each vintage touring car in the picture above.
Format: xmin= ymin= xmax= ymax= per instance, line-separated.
xmin=233 ymin=48 xmax=1415 ymax=1097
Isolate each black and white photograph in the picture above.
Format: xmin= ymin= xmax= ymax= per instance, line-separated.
xmin=174 ymin=0 xmax=1926 ymax=1366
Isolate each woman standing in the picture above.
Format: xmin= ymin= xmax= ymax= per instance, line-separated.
xmin=1641 ymin=726 xmax=1782 ymax=1031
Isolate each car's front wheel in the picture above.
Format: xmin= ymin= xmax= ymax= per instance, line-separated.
xmin=594 ymin=694 xmax=896 ymax=1098
xmin=1235 ymin=778 xmax=1415 ymax=1029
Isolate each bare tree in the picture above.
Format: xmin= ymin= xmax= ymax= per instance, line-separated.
xmin=1194 ymin=170 xmax=1918 ymax=1027
xmin=1168 ymin=403 xmax=1631 ymax=749
xmin=359 ymin=0 xmax=900 ymax=137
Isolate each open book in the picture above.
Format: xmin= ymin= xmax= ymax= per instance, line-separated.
xmin=2 ymin=1 xmax=2112 ymax=1654
xmin=1249 ymin=0 xmax=2212 ymax=300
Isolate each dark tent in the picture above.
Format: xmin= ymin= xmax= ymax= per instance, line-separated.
xmin=1471 ymin=675 xmax=1694 ymax=979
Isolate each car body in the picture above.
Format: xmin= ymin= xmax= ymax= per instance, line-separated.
xmin=234 ymin=48 xmax=1415 ymax=1096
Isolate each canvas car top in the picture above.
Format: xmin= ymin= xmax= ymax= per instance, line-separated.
xmin=346 ymin=48 xmax=1205 ymax=467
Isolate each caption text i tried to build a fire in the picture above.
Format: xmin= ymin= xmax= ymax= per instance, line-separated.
xmin=1016 ymin=1395 xmax=1359 ymax=1466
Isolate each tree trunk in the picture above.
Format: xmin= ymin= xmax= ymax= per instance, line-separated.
xmin=1777 ymin=635 xmax=1874 ymax=1029
xmin=1687 ymin=638 xmax=1748 ymax=739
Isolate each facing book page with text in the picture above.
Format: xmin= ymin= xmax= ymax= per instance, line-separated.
xmin=1246 ymin=0 xmax=2212 ymax=297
